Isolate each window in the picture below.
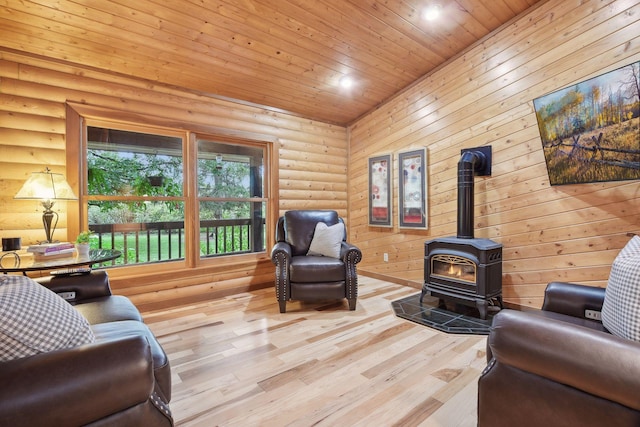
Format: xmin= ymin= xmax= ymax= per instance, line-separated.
xmin=74 ymin=114 xmax=273 ymax=268
xmin=197 ymin=138 xmax=266 ymax=258
xmin=85 ymin=124 xmax=186 ymax=265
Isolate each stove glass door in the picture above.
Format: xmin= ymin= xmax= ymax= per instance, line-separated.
xmin=431 ymin=254 xmax=476 ymax=284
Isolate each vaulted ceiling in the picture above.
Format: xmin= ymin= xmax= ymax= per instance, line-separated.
xmin=1 ymin=0 xmax=544 ymax=125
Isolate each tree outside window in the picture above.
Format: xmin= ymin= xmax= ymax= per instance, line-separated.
xmin=83 ymin=125 xmax=267 ymax=266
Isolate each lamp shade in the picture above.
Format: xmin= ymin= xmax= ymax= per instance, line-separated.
xmin=14 ymin=168 xmax=77 ymax=201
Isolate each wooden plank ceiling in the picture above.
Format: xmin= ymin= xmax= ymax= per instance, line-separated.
xmin=0 ymin=0 xmax=544 ymax=125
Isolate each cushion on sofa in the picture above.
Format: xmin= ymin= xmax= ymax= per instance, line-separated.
xmin=602 ymin=235 xmax=640 ymax=341
xmin=74 ymin=296 xmax=144 ymax=324
xmin=0 ymin=275 xmax=95 ymax=361
xmin=307 ymin=222 xmax=344 ymax=258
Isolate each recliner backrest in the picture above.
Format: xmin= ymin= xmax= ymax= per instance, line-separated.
xmin=281 ymin=210 xmax=341 ymax=256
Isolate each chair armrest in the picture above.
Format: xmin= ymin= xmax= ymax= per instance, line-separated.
xmin=542 ymin=281 xmax=606 ymax=319
xmin=340 ymin=242 xmax=362 ymax=264
xmin=34 ymin=271 xmax=112 ymax=303
xmin=0 ymin=335 xmax=154 ymax=426
xmin=488 ymin=309 xmax=640 ymax=411
xmin=271 ymin=241 xmax=292 ymax=305
xmin=271 ymin=241 xmax=292 ymax=264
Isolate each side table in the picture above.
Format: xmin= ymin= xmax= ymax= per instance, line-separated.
xmin=0 ymin=249 xmax=122 ymax=274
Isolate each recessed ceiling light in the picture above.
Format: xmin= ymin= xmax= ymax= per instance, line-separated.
xmin=339 ymin=75 xmax=354 ymax=89
xmin=423 ymin=4 xmax=442 ymax=21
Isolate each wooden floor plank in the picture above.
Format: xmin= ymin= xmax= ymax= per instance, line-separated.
xmin=142 ymin=277 xmax=486 ymax=426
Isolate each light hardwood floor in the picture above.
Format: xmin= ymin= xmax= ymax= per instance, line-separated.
xmin=143 ymin=277 xmax=488 ymax=426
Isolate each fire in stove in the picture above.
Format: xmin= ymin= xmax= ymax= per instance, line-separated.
xmin=432 ymin=255 xmax=476 ymax=283
xmin=420 ymin=146 xmax=503 ymax=320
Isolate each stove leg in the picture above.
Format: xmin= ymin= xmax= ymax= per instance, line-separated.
xmin=476 ymin=299 xmax=488 ymax=320
xmin=419 ymin=286 xmax=430 ymax=303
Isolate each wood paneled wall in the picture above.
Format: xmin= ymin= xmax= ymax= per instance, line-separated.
xmin=0 ymin=49 xmax=348 ymax=311
xmin=348 ymin=0 xmax=640 ymax=309
xmin=1 ymin=0 xmax=639 ymax=312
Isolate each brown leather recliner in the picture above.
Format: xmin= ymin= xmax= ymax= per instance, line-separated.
xmin=0 ymin=272 xmax=173 ymax=426
xmin=271 ymin=210 xmax=362 ymax=313
xmin=478 ymin=281 xmax=640 ymax=427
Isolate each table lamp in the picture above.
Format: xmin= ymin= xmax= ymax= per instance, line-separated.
xmin=14 ymin=167 xmax=78 ymax=243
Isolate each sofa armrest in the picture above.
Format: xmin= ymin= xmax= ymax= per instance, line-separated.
xmin=34 ymin=270 xmax=112 ymax=303
xmin=0 ymin=335 xmax=155 ymax=426
xmin=542 ymin=281 xmax=606 ymax=319
xmin=488 ymin=309 xmax=640 ymax=411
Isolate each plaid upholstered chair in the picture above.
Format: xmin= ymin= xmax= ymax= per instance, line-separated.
xmin=270 ymin=210 xmax=362 ymax=313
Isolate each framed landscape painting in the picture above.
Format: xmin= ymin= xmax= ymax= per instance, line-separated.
xmin=368 ymin=154 xmax=392 ymax=227
xmin=533 ymin=61 xmax=640 ymax=185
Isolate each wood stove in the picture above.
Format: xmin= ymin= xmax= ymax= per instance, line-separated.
xmin=421 ymin=147 xmax=503 ymax=319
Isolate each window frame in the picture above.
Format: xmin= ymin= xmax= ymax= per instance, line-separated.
xmin=65 ymin=102 xmax=278 ymax=273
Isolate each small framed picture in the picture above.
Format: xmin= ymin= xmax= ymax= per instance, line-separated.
xmin=398 ymin=148 xmax=427 ymax=229
xmin=368 ymin=154 xmax=392 ymax=227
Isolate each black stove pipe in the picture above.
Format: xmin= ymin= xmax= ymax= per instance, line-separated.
xmin=457 ymin=150 xmax=486 ymax=239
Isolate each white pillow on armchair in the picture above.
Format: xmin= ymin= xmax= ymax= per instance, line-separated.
xmin=307 ymin=222 xmax=344 ymax=259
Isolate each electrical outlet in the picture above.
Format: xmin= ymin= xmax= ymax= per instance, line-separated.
xmin=383 ymin=253 xmax=389 ymax=262
xmin=58 ymin=291 xmax=76 ymax=301
xmin=585 ymin=309 xmax=601 ymax=321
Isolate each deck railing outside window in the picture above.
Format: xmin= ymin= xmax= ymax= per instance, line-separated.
xmin=89 ymin=218 xmax=260 ymax=266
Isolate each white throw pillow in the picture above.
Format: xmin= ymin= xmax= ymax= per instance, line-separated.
xmin=307 ymin=222 xmax=344 ymax=259
xmin=0 ymin=275 xmax=95 ymax=361
xmin=601 ymin=235 xmax=640 ymax=341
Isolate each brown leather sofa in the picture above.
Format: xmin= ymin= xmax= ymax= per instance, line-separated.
xmin=271 ymin=210 xmax=362 ymax=313
xmin=478 ymin=281 xmax=640 ymax=427
xmin=0 ymin=271 xmax=173 ymax=426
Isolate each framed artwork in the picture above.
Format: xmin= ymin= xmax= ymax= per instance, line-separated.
xmin=368 ymin=154 xmax=392 ymax=227
xmin=398 ymin=148 xmax=427 ymax=229
xmin=533 ymin=61 xmax=640 ymax=185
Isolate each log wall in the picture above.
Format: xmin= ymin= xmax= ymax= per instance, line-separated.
xmin=348 ymin=0 xmax=640 ymax=309
xmin=1 ymin=0 xmax=639 ymax=311
xmin=0 ymin=49 xmax=348 ymax=311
